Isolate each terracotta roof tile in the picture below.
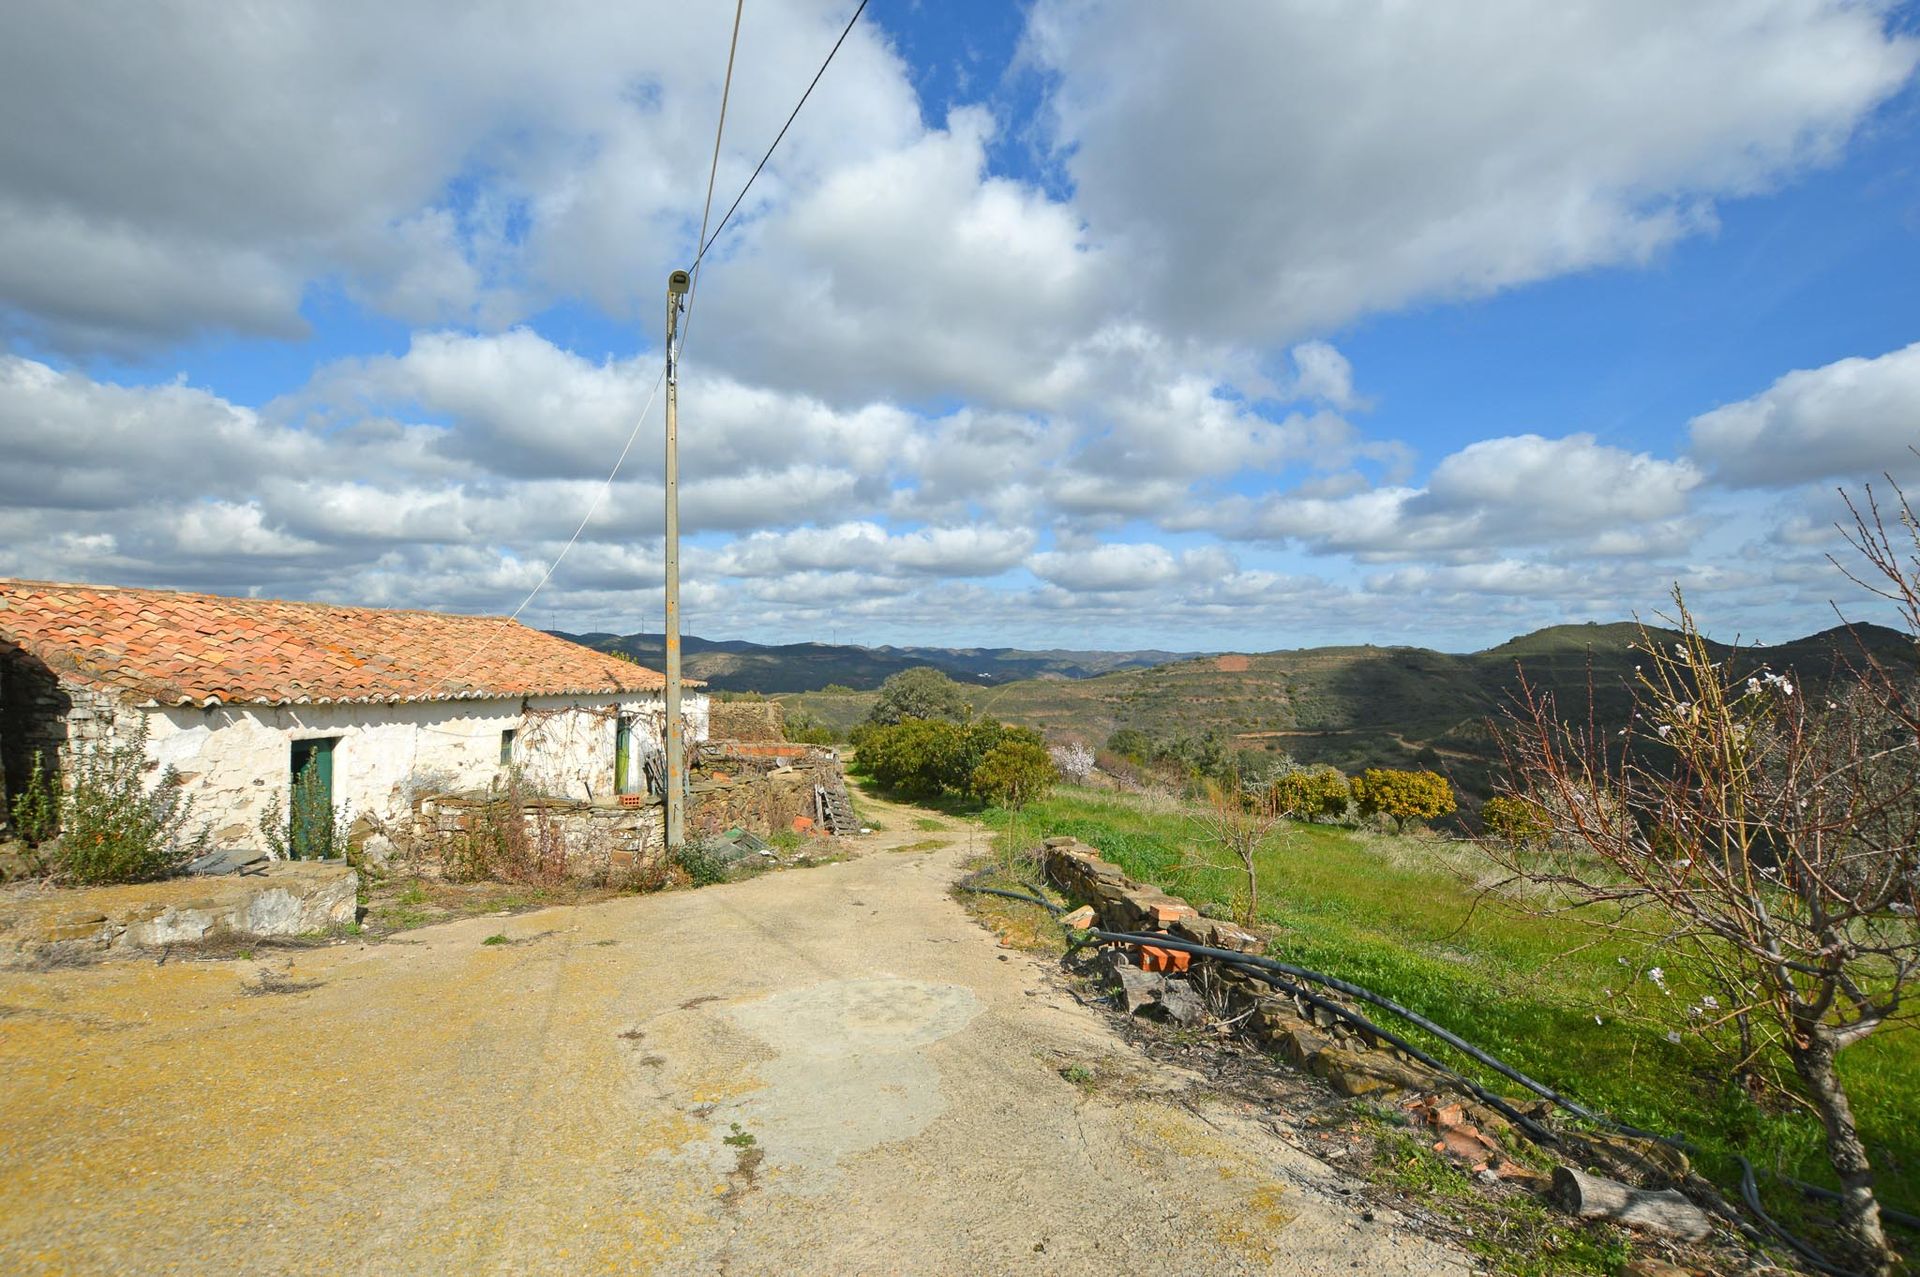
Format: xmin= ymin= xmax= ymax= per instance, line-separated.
xmin=0 ymin=579 xmax=674 ymax=707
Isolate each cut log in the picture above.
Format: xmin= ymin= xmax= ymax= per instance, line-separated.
xmin=1550 ymin=1166 xmax=1713 ymax=1241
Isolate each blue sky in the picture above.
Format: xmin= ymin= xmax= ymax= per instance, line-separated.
xmin=3 ymin=1 xmax=1919 ymax=652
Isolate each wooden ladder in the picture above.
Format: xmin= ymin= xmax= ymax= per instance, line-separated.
xmin=814 ymin=782 xmax=860 ymax=835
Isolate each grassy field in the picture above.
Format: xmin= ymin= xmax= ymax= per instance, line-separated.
xmin=979 ymin=784 xmax=1920 ymax=1226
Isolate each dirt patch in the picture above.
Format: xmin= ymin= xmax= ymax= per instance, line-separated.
xmin=1214 ymin=654 xmax=1251 ymax=673
xmin=242 ymin=971 xmax=323 ymax=997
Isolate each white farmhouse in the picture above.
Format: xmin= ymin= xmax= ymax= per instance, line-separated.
xmin=0 ymin=580 xmax=707 ymax=849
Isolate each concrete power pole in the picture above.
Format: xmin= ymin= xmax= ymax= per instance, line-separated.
xmin=663 ymin=268 xmax=690 ymax=851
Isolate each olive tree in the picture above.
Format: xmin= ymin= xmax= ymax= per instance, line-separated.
xmin=1489 ymin=483 xmax=1920 ymax=1275
xmin=866 ymin=666 xmax=970 ymax=726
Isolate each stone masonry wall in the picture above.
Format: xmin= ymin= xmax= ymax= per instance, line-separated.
xmin=0 ymin=646 xmax=128 ymax=831
xmin=1040 ymin=836 xmax=1450 ymax=1100
xmin=707 ymin=700 xmax=785 ymax=742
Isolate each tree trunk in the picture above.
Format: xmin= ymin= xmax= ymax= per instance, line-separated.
xmin=1790 ymin=1027 xmax=1894 ymax=1276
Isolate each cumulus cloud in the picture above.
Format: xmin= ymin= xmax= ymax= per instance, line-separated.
xmin=1196 ymin=434 xmax=1702 ymax=560
xmin=2 ymin=2 xmax=1913 ymax=651
xmin=1025 ymin=0 xmax=1916 ymax=341
xmin=1689 ymin=340 xmax=1920 ymax=486
xmin=0 ymin=1 xmax=916 ymax=351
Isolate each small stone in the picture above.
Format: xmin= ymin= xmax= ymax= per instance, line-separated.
xmin=1155 ymin=980 xmax=1207 ymax=1027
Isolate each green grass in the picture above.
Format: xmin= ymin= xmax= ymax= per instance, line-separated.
xmin=985 ymin=785 xmax=1920 ymax=1226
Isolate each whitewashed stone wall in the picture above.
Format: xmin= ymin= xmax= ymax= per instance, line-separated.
xmin=139 ymin=692 xmax=710 ymax=849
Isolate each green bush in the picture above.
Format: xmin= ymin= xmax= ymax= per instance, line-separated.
xmin=971 ymin=739 xmax=1058 ymax=810
xmin=55 ymin=720 xmax=208 ymax=885
xmin=674 ymin=838 xmax=732 ymax=886
xmin=8 ymin=751 xmax=57 ymax=846
xmin=1268 ymin=763 xmax=1352 ymax=822
xmin=783 ymin=709 xmax=840 ymax=745
xmin=1481 ymin=795 xmax=1551 ymax=846
xmin=854 ymin=716 xmax=1049 ymax=803
xmin=258 ymin=755 xmax=352 ymax=860
xmin=1351 ymin=767 xmax=1456 ymax=832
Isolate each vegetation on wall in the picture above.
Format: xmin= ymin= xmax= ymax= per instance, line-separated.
xmin=258 ymin=755 xmax=352 ymax=861
xmin=49 ymin=719 xmax=209 ymax=885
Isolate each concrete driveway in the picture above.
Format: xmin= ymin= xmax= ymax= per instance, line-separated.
xmin=0 ymin=836 xmax=1468 ymax=1276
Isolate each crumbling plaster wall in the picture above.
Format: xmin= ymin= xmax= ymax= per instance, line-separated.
xmin=143 ymin=692 xmax=710 ymax=849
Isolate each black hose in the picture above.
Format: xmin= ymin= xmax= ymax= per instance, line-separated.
xmin=1212 ymin=951 xmax=1557 ymax=1144
xmin=1091 ymin=928 xmax=1616 ymax=1124
xmin=954 ymin=871 xmax=1064 ymax=915
xmin=960 ymin=880 xmax=1914 ymax=1266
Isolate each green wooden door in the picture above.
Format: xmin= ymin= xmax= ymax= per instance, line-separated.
xmin=289 ymin=737 xmax=336 ymax=858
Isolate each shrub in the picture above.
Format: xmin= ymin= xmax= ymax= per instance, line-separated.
xmin=853 ymin=718 xmax=965 ymax=796
xmin=258 ymin=755 xmax=352 ymax=860
xmin=673 ymin=837 xmax=732 ymax=886
xmin=55 ymin=719 xmax=208 ymax=885
xmin=854 ymin=716 xmax=1050 ymax=803
xmin=783 ymin=710 xmax=840 ymax=746
xmin=1049 ymin=741 xmax=1096 ymax=784
xmin=9 ymin=751 xmax=57 ymax=847
xmin=1480 ymin=794 xmax=1551 ymax=846
xmin=972 ymin=740 xmax=1058 ymax=810
xmin=1106 ymin=728 xmax=1151 ymax=762
xmin=436 ymin=773 xmax=571 ymax=886
xmin=1268 ymin=763 xmax=1352 ymax=822
xmin=1351 ymin=767 xmax=1456 ymax=832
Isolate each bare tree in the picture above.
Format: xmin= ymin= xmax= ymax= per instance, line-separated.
xmin=1191 ymin=780 xmax=1285 ymax=927
xmin=1487 ymin=482 xmax=1920 ymax=1275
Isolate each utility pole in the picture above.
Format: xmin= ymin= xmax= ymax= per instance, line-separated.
xmin=663 ymin=268 xmax=690 ymax=851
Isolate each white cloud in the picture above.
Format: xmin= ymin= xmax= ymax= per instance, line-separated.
xmin=0 ymin=1 xmax=917 ymax=351
xmin=710 ymin=522 xmax=1034 ymax=580
xmin=1201 ymin=434 xmax=1702 ymax=559
xmin=1689 ymin=340 xmax=1920 ymax=486
xmin=1025 ymin=0 xmax=1916 ymax=341
xmin=1289 ymin=342 xmax=1363 ymax=411
xmin=1028 ymin=542 xmax=1181 ymax=592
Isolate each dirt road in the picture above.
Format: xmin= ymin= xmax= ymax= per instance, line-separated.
xmin=0 ymin=828 xmax=1468 ymax=1275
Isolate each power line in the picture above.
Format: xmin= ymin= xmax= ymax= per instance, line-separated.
xmin=693 ymin=0 xmax=871 ymax=272
xmin=695 ymin=0 xmax=747 ymax=283
xmin=434 ymin=7 xmax=751 ymax=685
xmin=486 ymin=0 xmax=750 ymax=628
xmin=456 ymin=0 xmax=869 ymax=648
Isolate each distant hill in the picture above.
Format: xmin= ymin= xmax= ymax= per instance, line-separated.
xmin=550 ymin=631 xmax=1200 ymax=694
xmin=774 ymin=620 xmax=1912 ymax=803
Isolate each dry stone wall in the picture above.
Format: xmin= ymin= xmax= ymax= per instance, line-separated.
xmin=706 ymin=700 xmax=785 ymax=742
xmin=1041 ymin=835 xmax=1466 ymax=1101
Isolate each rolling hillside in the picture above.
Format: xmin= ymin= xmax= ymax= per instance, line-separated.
xmin=779 ymin=620 xmax=1910 ymax=801
xmin=552 ymin=631 xmax=1197 ymax=694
